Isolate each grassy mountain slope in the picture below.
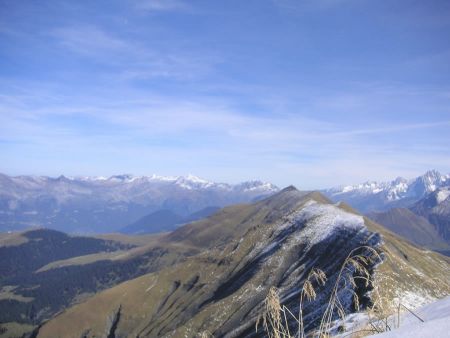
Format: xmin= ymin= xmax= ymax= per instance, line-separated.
xmin=37 ymin=188 xmax=450 ymax=338
xmin=0 ymin=232 xmax=29 ymax=247
xmin=0 ymin=229 xmax=134 ymax=284
xmin=367 ymin=208 xmax=450 ymax=254
xmin=364 ymin=217 xmax=450 ymax=306
xmin=0 ymin=229 xmax=199 ymax=334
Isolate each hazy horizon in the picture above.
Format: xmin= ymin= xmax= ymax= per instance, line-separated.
xmin=1 ymin=168 xmax=448 ymax=191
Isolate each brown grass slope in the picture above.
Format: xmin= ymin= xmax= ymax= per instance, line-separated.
xmin=37 ymin=188 xmax=450 ymax=338
xmin=364 ymin=217 xmax=450 ymax=306
xmin=367 ymin=207 xmax=450 ymax=253
xmin=0 ymin=231 xmax=29 ymax=247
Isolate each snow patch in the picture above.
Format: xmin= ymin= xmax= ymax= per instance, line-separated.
xmin=149 ymin=174 xmax=178 ymax=182
xmin=393 ymin=290 xmax=436 ymax=310
xmin=436 ymin=188 xmax=450 ymax=204
xmin=291 ymin=201 xmax=365 ymax=247
xmin=250 ymin=200 xmax=367 ymax=259
xmin=371 ymin=296 xmax=450 ymax=338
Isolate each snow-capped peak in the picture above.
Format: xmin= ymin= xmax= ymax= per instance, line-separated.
xmin=174 ymin=175 xmax=215 ymax=190
xmin=149 ymin=174 xmax=178 ymax=182
xmin=185 ymin=174 xmax=210 ymax=184
xmin=326 ymin=170 xmax=450 ymax=203
xmin=386 ymin=177 xmax=409 ymax=201
xmin=416 ymin=170 xmax=446 ymax=193
xmin=423 ymin=169 xmax=442 ymax=181
xmin=234 ymin=180 xmax=279 ymax=193
xmin=78 ymin=176 xmax=108 ymax=181
xmin=329 ymin=181 xmax=389 ymax=196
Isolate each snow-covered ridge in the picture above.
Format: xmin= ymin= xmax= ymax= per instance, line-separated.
xmin=289 ymin=201 xmax=366 ymax=247
xmin=254 ymin=200 xmax=367 ymax=257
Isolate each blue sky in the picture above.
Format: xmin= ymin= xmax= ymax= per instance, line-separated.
xmin=1 ymin=0 xmax=450 ymax=188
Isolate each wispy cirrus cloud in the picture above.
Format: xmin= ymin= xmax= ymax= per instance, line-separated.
xmin=1 ymin=76 xmax=449 ymax=187
xmin=50 ymin=26 xmax=127 ymax=56
xmin=272 ymin=0 xmax=354 ymax=11
xmin=134 ymin=0 xmax=189 ymax=12
xmin=48 ymin=24 xmax=219 ymax=81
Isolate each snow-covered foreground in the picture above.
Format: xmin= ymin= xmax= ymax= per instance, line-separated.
xmin=371 ymin=296 xmax=450 ymax=338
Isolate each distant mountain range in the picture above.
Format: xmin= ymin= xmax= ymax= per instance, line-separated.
xmin=1 ymin=170 xmax=449 ymax=244
xmin=324 ymin=170 xmax=450 ymax=213
xmin=0 ymin=173 xmax=278 ymax=233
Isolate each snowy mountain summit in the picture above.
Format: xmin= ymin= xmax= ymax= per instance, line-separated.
xmin=75 ymin=173 xmax=278 ymax=193
xmin=324 ymin=170 xmax=450 ymax=212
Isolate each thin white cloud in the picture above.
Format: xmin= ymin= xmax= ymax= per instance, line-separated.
xmin=272 ymin=0 xmax=354 ymax=12
xmin=1 ymin=73 xmax=449 ymax=189
xmin=2 ymin=78 xmax=450 ymax=144
xmin=134 ymin=0 xmax=188 ymax=12
xmin=49 ymin=24 xmax=217 ymax=80
xmin=328 ymin=121 xmax=450 ymax=137
xmin=50 ymin=26 xmax=128 ymax=56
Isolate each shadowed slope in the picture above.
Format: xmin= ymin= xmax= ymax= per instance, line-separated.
xmin=411 ymin=188 xmax=450 ymax=244
xmin=367 ymin=208 xmax=450 ymax=254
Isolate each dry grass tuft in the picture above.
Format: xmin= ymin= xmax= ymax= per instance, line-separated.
xmin=317 ymin=246 xmax=381 ymax=336
xmin=258 ymin=287 xmax=291 ymax=338
xmin=258 ymin=246 xmax=383 ymax=338
xmin=299 ymin=268 xmax=327 ymax=338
